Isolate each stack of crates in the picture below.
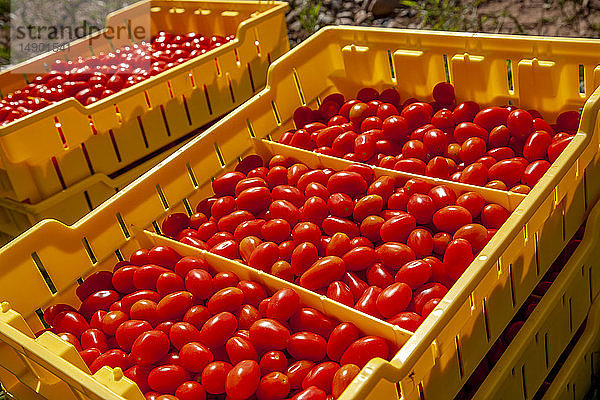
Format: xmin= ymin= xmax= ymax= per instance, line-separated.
xmin=0 ymin=26 xmax=600 ymax=400
xmin=0 ymin=0 xmax=289 ymax=241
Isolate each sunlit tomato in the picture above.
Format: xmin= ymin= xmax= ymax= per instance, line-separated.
xmin=326 ymin=281 xmax=354 ymax=306
xmin=459 ymin=162 xmax=488 ymax=186
xmin=443 ymin=238 xmax=474 ymax=281
xmin=379 ymin=213 xmax=416 ymax=242
xmin=53 ymin=311 xmax=90 ymax=338
xmin=300 ymin=256 xmax=346 ymax=290
xmin=89 ymin=348 xmax=131 ymax=373
xmin=387 ymin=311 xmax=423 ymax=332
xmin=375 ymin=282 xmax=412 ymax=318
xmin=340 ymin=336 xmax=388 ymax=368
xmin=287 ymin=331 xmax=327 ymax=362
xmin=474 ymin=107 xmax=509 ymax=132
xmin=332 ymin=364 xmax=361 ymax=398
xmin=267 ymin=288 xmax=300 ymax=321
xmin=507 ymin=109 xmax=534 ymax=139
xmin=375 ymin=243 xmax=415 ymax=270
xmin=401 ymin=102 xmax=432 ymax=131
xmin=395 ymin=260 xmax=432 ymax=289
xmin=115 ymin=320 xmax=152 ymax=352
xmin=488 ymin=159 xmax=525 ymax=187
xmin=290 ymin=308 xmax=336 ymax=339
xmin=413 ymin=283 xmax=449 ymax=315
xmin=342 ymin=246 xmax=377 ymax=271
xmin=291 ymin=242 xmax=319 ymax=276
xmin=199 ymin=312 xmax=238 ymax=347
xmin=131 ymin=330 xmax=169 ymax=366
xmin=522 ymin=160 xmax=551 ymax=187
xmin=157 ymin=291 xmax=193 ymax=321
xmin=406 ymin=194 xmax=435 ymax=224
xmin=226 ymin=336 xmax=259 ymax=365
xmin=481 ymin=204 xmax=510 ymax=229
xmin=302 ymin=362 xmax=340 ymax=393
xmin=170 ymin=321 xmax=201 ymax=350
xmin=175 ymin=381 xmax=206 ymax=400
xmin=249 ymin=319 xmax=290 ymax=350
xmin=432 ymin=206 xmax=472 ymax=233
xmin=260 ymin=350 xmax=288 ymax=375
xmin=202 ymin=361 xmax=233 ymax=394
xmin=382 ymin=115 xmax=409 ymax=143
xmin=287 ymin=360 xmax=316 ymax=390
xmin=453 ymin=223 xmax=489 ymax=252
xmin=453 ymin=122 xmax=488 ymax=144
xmin=179 ymin=342 xmax=213 ymax=372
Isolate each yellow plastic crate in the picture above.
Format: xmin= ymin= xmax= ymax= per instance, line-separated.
xmin=0 ymin=26 xmax=600 ymax=400
xmin=0 ymin=0 xmax=288 ymax=203
xmin=470 ymin=198 xmax=600 ymax=400
xmin=541 ymin=288 xmax=600 ymax=400
xmin=0 ymin=228 xmax=408 ymax=400
xmin=0 ymin=130 xmax=196 ymax=240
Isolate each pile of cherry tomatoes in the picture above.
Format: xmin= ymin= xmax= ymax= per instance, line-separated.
xmin=279 ymin=83 xmax=579 ymax=193
xmin=43 ymin=247 xmax=391 ymax=400
xmin=161 ymin=153 xmax=510 ymax=332
xmin=0 ymin=31 xmax=233 ymax=126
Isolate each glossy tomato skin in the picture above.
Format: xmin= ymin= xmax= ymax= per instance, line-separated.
xmin=376 ymin=282 xmax=412 ymax=318
xmin=327 ymin=281 xmax=354 ymax=306
xmin=131 ymin=330 xmax=169 ymax=366
xmin=287 ymin=361 xmax=318 ymax=391
xmin=256 ymin=371 xmax=291 ymax=400
xmin=199 ymin=312 xmax=238 ymax=348
xmin=289 ymin=308 xmax=336 ymax=339
xmin=175 ymin=381 xmax=206 ymax=400
xmin=260 ymin=351 xmax=288 ymax=375
xmin=169 ymin=321 xmax=201 ymax=350
xmin=332 ymin=364 xmax=361 ymax=398
xmin=115 ymin=320 xmax=152 ymax=352
xmin=300 ymin=256 xmax=346 ymax=290
xmin=326 ymin=322 xmax=359 ymax=361
xmin=267 ymin=288 xmax=300 ymax=321
xmin=89 ymin=348 xmax=131 ymax=373
xmin=225 ymin=360 xmax=261 ymax=400
xmin=433 ymin=206 xmax=472 ymax=233
xmin=375 ymin=242 xmax=416 ymax=270
xmin=202 ymin=361 xmax=233 ymax=394
xmin=340 ymin=336 xmax=389 ymax=368
xmin=179 ymin=342 xmax=213 ymax=372
xmin=302 ymin=361 xmax=340 ymax=393
xmin=444 ymin=238 xmax=474 ymax=281
xmin=249 ymin=319 xmax=290 ymax=350
xmin=287 ymin=331 xmax=327 ymax=362
xmin=387 ymin=311 xmax=423 ymax=332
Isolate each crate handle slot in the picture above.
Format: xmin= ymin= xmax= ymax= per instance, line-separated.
xmin=136 ymin=116 xmax=149 ymax=148
xmin=227 ymin=73 xmax=236 ymax=103
xmin=292 ymin=68 xmax=306 ymax=106
xmin=51 ymin=157 xmax=67 ymax=190
xmin=271 ymin=100 xmax=281 ymax=125
xmin=203 ymin=85 xmax=213 ymax=115
xmin=182 ymin=95 xmax=192 ymax=126
xmin=580 ymin=64 xmax=586 ymax=96
xmin=115 ymin=249 xmax=124 ymax=262
xmin=521 ymin=365 xmax=527 ymax=399
xmin=31 ymin=252 xmax=57 ymax=295
xmin=53 ymin=117 xmax=68 ymax=150
xmin=482 ymin=297 xmax=490 ymax=342
xmin=152 ymin=220 xmax=162 ymax=235
xmin=213 ymin=142 xmax=226 ymax=167
xmin=35 ymin=308 xmax=49 ymax=328
xmin=247 ymin=63 xmax=256 ymax=92
xmin=186 ymin=162 xmax=199 ymax=189
xmin=81 ymin=237 xmax=97 ymax=265
xmin=246 ymin=118 xmax=255 ymax=138
xmin=387 ymin=50 xmax=396 ymax=82
xmin=506 ymin=59 xmax=515 ymax=93
xmin=442 ymin=54 xmax=450 ymax=83
xmin=116 ymin=212 xmax=130 ymax=239
xmin=160 ymin=105 xmax=171 ymax=137
xmin=182 ymin=198 xmax=193 ymax=216
xmin=108 ymin=129 xmax=123 ymax=161
xmin=455 ymin=335 xmax=463 ymax=378
xmin=155 ymin=184 xmax=169 ymax=210
xmin=84 ymin=190 xmax=93 ymax=211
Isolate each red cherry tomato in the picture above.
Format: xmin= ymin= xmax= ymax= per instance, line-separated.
xmin=131 ymin=330 xmax=169 ymax=366
xmin=340 ymin=336 xmax=388 ymax=368
xmin=202 ymin=361 xmax=233 ymax=394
